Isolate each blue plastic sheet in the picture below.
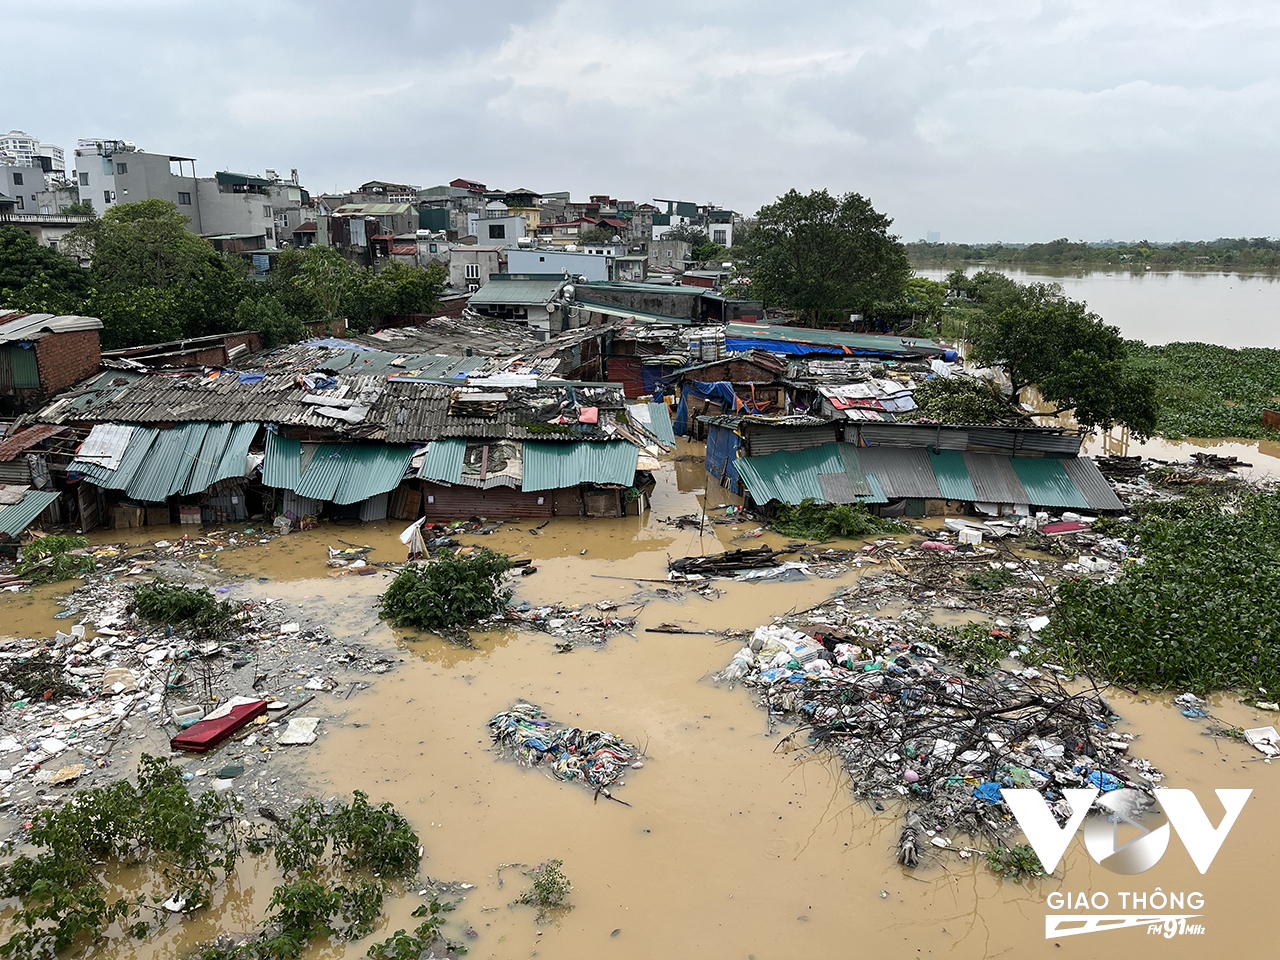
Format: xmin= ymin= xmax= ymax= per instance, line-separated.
xmin=973 ymin=782 xmax=1004 ymax=803
xmin=705 ymin=423 xmax=742 ymax=493
xmin=1087 ymin=771 xmax=1122 ymax=791
xmin=238 ymin=372 xmax=266 ymax=385
xmin=673 ymin=380 xmax=739 ymax=435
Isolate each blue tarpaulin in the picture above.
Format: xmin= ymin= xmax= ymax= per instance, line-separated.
xmin=705 ymin=423 xmax=742 ymax=493
xmin=673 ymin=381 xmax=739 ymax=435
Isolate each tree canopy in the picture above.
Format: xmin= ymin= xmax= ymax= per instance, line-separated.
xmin=0 ymin=226 xmax=92 ymax=314
xmin=740 ymin=188 xmax=911 ymax=326
xmin=963 ymin=270 xmax=1158 ymax=436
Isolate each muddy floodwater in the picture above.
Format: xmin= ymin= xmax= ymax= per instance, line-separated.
xmin=4 ymin=452 xmax=1278 ymax=958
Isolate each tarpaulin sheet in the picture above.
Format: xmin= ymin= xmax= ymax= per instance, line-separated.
xmin=674 ymin=381 xmax=739 ymax=436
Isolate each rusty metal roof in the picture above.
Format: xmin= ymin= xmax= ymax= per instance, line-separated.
xmin=0 ymin=424 xmax=66 ymax=461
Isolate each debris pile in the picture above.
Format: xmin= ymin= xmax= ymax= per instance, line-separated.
xmin=715 ymin=594 xmax=1161 ymax=866
xmin=488 ymin=703 xmax=640 ymax=800
xmin=502 ymin=602 xmax=638 ymax=647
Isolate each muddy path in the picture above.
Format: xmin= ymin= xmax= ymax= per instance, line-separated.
xmin=3 ymin=451 xmax=1277 ymax=958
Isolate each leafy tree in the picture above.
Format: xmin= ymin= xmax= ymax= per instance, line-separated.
xmin=292 ymin=245 xmax=357 ymax=322
xmin=741 ymin=188 xmax=911 ymax=326
xmin=0 ymin=225 xmax=91 ymax=313
xmin=86 ymin=286 xmax=185 ymax=348
xmin=692 ymin=240 xmax=725 ymax=262
xmin=966 ymin=277 xmax=1158 ymax=436
xmin=666 ymin=224 xmax=708 ymax=247
xmin=578 ymin=225 xmax=617 ymax=244
xmin=375 ymin=261 xmax=447 ymax=317
xmin=234 ymin=294 xmax=305 ymax=348
xmin=67 ymin=198 xmax=226 ymax=292
xmin=63 ymin=199 xmax=95 ymax=216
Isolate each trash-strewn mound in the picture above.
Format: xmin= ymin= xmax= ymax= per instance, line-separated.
xmin=488 ymin=703 xmax=641 ymax=801
xmin=716 ymin=600 xmax=1162 ymax=867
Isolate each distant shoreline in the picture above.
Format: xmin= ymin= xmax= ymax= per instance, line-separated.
xmin=910 ymin=259 xmax=1280 ymax=278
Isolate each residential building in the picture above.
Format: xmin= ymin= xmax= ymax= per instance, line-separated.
xmin=507 ymin=248 xmax=610 ymax=282
xmin=707 ymin=209 xmax=736 ymax=247
xmin=649 ymin=238 xmax=691 ymax=274
xmin=353 ymin=180 xmax=418 ymax=203
xmin=197 ymin=172 xmax=277 ymax=247
xmin=449 ymin=244 xmax=505 ymax=292
xmin=449 ymin=177 xmax=487 ymax=193
xmin=74 ymin=139 xmax=202 ymax=224
xmin=485 ymin=188 xmax=541 ymax=231
xmin=466 ymin=213 xmax=527 ymax=245
xmin=0 ymin=131 xmax=63 ymax=175
xmin=467 ymin=273 xmax=570 ymax=340
xmin=1 ymin=162 xmax=39 ymax=213
xmin=615 ymin=255 xmax=648 ymax=282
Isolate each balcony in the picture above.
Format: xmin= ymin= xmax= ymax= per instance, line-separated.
xmin=0 ymin=213 xmax=93 ymax=225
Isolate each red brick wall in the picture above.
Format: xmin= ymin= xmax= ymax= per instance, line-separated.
xmin=36 ymin=330 xmax=101 ymax=394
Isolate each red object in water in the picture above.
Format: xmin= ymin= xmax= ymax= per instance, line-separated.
xmin=1041 ymin=520 xmax=1091 ymax=535
xmin=170 ymin=700 xmax=268 ymax=753
xmin=920 ymin=541 xmax=956 ymax=551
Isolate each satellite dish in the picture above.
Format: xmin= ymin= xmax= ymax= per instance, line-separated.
xmin=611 ymin=234 xmax=621 ymax=242
xmin=545 ymin=302 xmax=558 ymax=312
xmin=563 ymin=283 xmax=576 ymax=299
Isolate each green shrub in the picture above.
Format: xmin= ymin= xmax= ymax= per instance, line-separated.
xmin=516 ymin=859 xmax=572 ymax=916
xmin=907 ymin=375 xmax=1015 ymax=425
xmin=378 ymin=550 xmax=513 ymax=631
xmin=986 ymin=844 xmax=1046 ymax=879
xmin=129 ymin=579 xmax=237 ymax=639
xmin=771 ymin=498 xmax=905 ymax=541
xmin=15 ymin=535 xmax=95 ymax=584
xmin=965 ymin=567 xmax=1016 ymax=592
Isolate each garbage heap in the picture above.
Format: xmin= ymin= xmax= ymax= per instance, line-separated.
xmin=488 ymin=703 xmax=640 ymax=796
xmin=715 ymin=607 xmax=1163 ymax=866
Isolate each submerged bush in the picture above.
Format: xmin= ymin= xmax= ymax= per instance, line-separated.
xmin=378 ymin=550 xmax=513 ymax=631
xmin=130 ymin=579 xmax=238 ymax=639
xmin=986 ymin=844 xmax=1046 ymax=880
xmin=771 ymin=498 xmax=905 ymax=541
xmin=15 ymin=534 xmax=94 ymax=584
xmin=516 ymin=859 xmax=572 ymax=918
xmin=1043 ymin=490 xmax=1280 ymax=693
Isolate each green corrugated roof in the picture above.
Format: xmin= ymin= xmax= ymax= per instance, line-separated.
xmin=295 ymin=444 xmax=347 ymax=500
xmin=332 ymin=444 xmax=414 ymax=504
xmin=420 ymin=438 xmax=465 ymax=483
xmin=126 ymin=423 xmax=209 ymax=502
xmin=0 ymin=490 xmax=59 ymax=537
xmin=1009 ymin=457 xmax=1090 ymax=510
xmin=736 ymin=442 xmax=887 ymax=506
xmin=212 ymin=422 xmax=259 ymax=486
xmin=468 ymin=277 xmax=565 ymax=306
xmin=262 ymin=433 xmax=301 ymax=489
xmin=929 ymin=449 xmax=977 ymax=501
xmin=522 ymin=441 xmax=638 ymax=492
xmin=646 ymin=402 xmax=676 ymax=446
xmin=182 ymin=423 xmax=233 ymax=496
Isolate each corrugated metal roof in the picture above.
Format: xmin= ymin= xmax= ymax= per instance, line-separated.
xmin=0 ymin=490 xmax=60 ymax=536
xmin=522 ymin=441 xmax=638 ymax=492
xmin=468 ymin=278 xmax=565 ymax=307
xmin=626 ymin=402 xmax=676 ymax=446
xmin=837 ymin=442 xmax=873 ymax=497
xmin=0 ymin=312 xmax=103 ymax=345
xmin=964 ymin=453 xmax=1030 ymax=505
xmin=0 ymin=424 xmax=66 ymax=462
xmin=419 ymin=438 xmax=466 ymax=483
xmin=34 ymin=369 xmax=144 ymax=424
xmin=74 ymin=424 xmax=135 ymax=470
xmin=735 ymin=443 xmax=887 ymax=506
xmin=929 ymin=449 xmax=978 ymax=501
xmin=1060 ymin=458 xmax=1125 ymax=512
xmin=1011 ymin=457 xmax=1091 ymax=510
xmin=212 ymin=422 xmax=259 ymax=485
xmin=181 ymin=423 xmax=233 ymax=496
xmin=332 ymin=444 xmax=414 ymax=504
xmin=856 ymin=448 xmax=942 ymax=499
xmin=262 ymin=433 xmax=301 ymax=489
xmin=723 ymin=322 xmax=942 ymax=357
xmin=70 ymin=427 xmax=159 ymax=489
xmin=126 ymin=423 xmax=209 ymax=502
xmin=295 ymin=444 xmax=347 ymax=500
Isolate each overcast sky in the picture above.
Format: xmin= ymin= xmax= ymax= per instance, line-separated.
xmin=5 ymin=0 xmax=1278 ymax=243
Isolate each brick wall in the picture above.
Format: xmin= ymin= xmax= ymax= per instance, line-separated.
xmin=35 ymin=330 xmax=101 ymax=394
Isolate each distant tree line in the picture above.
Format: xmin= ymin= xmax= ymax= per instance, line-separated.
xmin=907 ymin=237 xmax=1280 ymax=269
xmin=0 ymin=199 xmax=446 ymax=350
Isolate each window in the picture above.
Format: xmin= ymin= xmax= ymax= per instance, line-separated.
xmin=713 ymin=229 xmax=727 ymax=244
xmin=464 ymin=263 xmax=480 ymax=280
xmin=488 ymin=224 xmax=505 ymax=239
xmin=104 ymin=190 xmax=112 ymax=204
xmin=263 ymin=205 xmax=272 ymax=216
xmin=11 ymin=172 xmax=21 ymax=186
xmin=116 ymin=162 xmax=127 ymax=175
xmin=467 ymin=282 xmax=479 ymax=293
xmin=14 ymin=196 xmax=22 ymax=210
xmin=428 ymin=243 xmax=437 ymax=253
xmin=265 ymin=228 xmax=273 ymax=239
xmin=177 ymin=192 xmax=191 ymax=205
xmin=79 ymin=171 xmax=89 ymax=186
xmin=539 ymin=256 xmax=545 ymax=262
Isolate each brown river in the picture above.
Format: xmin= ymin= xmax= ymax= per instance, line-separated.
xmin=4 ymin=445 xmax=1278 ymax=959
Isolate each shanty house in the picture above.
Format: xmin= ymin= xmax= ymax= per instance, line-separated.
xmin=0 ymin=311 xmax=103 ymax=412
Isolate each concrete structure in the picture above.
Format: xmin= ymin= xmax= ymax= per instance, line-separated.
xmin=197 ymin=172 xmax=276 ymax=245
xmin=507 ymin=247 xmax=611 ymax=282
xmin=449 ymin=244 xmax=505 ymax=292
xmin=0 ymin=208 xmax=93 ymax=251
xmin=74 ymin=140 xmax=201 ymax=224
xmin=649 ymin=238 xmax=691 ymax=273
xmin=466 ymin=213 xmax=527 ymax=245
xmin=0 ymin=131 xmax=63 ymax=174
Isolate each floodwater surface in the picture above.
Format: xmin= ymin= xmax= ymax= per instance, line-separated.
xmin=917 ymin=266 xmax=1280 ymax=348
xmin=3 ymin=456 xmax=1277 ymax=958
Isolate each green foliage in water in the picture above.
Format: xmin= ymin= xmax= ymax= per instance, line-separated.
xmin=516 ymin=859 xmax=573 ymax=918
xmin=378 ymin=550 xmax=513 ymax=631
xmin=130 ymin=579 xmax=237 ymax=639
xmin=986 ymin=844 xmax=1046 ymax=880
xmin=0 ymin=755 xmax=243 ymax=958
xmin=1043 ymin=490 xmax=1280 ymax=693
xmin=771 ymin=498 xmax=905 ymax=541
xmin=964 ymin=567 xmax=1017 ymax=592
xmin=368 ymin=900 xmax=466 ymax=960
xmin=1124 ymin=340 xmax=1280 ymax=439
xmin=15 ymin=535 xmax=94 ymax=584
xmin=937 ymin=622 xmax=1012 ymax=672
xmin=908 ymin=375 xmax=1016 ymax=425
